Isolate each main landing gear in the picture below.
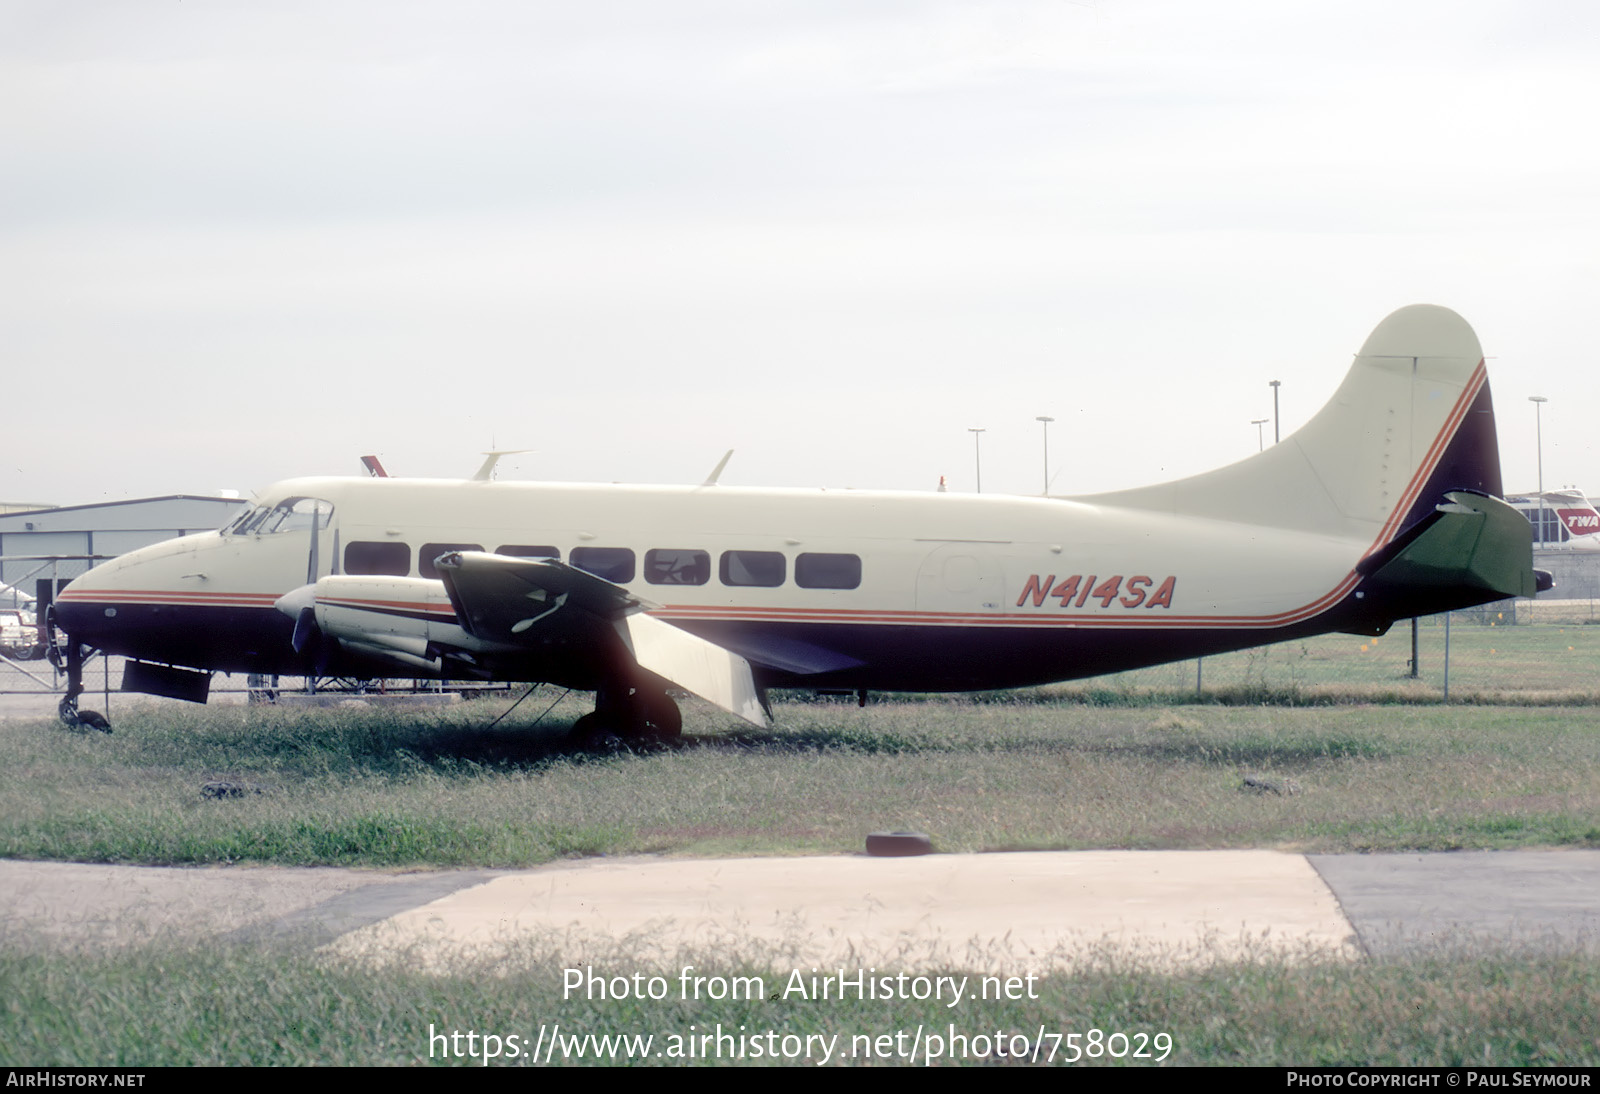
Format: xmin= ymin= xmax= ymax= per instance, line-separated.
xmin=569 ymin=683 xmax=681 ymax=750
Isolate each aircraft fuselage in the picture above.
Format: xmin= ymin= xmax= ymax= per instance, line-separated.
xmin=55 ymin=475 xmax=1390 ymax=692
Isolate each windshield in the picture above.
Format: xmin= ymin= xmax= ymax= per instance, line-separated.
xmin=224 ymin=497 xmax=334 ymax=536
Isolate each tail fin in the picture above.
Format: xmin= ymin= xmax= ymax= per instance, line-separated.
xmin=1082 ymin=304 xmax=1503 ymax=551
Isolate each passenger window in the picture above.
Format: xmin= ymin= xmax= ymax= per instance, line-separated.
xmin=345 ymin=541 xmax=410 ymax=577
xmin=795 ymin=552 xmax=862 ymax=590
xmin=644 ymin=549 xmax=710 ymax=586
xmin=496 ymin=545 xmax=560 ymax=560
xmin=720 ymin=550 xmax=785 ymax=587
xmin=419 ymin=543 xmax=483 ymax=580
xmin=570 ymin=547 xmax=635 ymax=583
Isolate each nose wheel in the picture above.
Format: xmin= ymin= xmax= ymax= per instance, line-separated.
xmin=59 ymin=689 xmax=111 ymax=733
xmin=49 ymin=609 xmax=111 ymax=733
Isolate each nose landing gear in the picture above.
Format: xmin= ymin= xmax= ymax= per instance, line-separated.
xmin=47 ymin=608 xmax=111 ymax=733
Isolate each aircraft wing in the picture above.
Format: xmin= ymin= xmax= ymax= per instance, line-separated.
xmin=433 ymin=551 xmax=768 ymax=727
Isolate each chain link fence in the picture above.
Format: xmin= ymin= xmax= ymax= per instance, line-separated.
xmin=1072 ymin=597 xmax=1600 ymax=703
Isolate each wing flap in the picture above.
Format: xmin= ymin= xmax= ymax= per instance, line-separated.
xmin=618 ymin=612 xmax=768 ymax=727
xmin=435 ymin=551 xmax=767 ymax=727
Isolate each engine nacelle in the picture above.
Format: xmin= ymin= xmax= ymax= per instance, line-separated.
xmin=275 ymin=575 xmax=507 ymax=674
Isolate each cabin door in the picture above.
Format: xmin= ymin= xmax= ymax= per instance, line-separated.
xmin=914 ymin=542 xmax=1005 ymax=613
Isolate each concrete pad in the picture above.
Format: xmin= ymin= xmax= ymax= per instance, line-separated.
xmin=334 ymin=850 xmax=1359 ymax=972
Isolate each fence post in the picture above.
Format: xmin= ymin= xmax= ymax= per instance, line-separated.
xmin=1443 ymin=612 xmax=1451 ymax=702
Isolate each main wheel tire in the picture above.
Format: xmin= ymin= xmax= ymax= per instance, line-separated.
xmin=636 ymin=690 xmax=682 ymax=742
xmin=569 ymin=712 xmax=627 ymax=752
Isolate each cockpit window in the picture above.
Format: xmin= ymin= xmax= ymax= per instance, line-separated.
xmin=226 ymin=497 xmax=334 ymax=536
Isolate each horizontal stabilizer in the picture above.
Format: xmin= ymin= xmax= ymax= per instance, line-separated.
xmin=1356 ymin=490 xmax=1538 ymax=617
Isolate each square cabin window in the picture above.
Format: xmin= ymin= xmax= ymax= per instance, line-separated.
xmin=345 ymin=541 xmax=410 ymax=577
xmin=495 ymin=545 xmax=560 ymax=560
xmin=795 ymin=552 xmax=862 ymax=590
xmin=645 ymin=549 xmax=710 ymax=585
xmin=720 ymin=550 xmax=785 ymax=587
xmin=570 ymin=547 xmax=635 ymax=584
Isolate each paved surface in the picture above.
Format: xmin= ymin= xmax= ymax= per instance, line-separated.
xmin=1309 ymin=851 xmax=1600 ymax=957
xmin=0 ymin=674 xmax=247 ymax=723
xmin=5 ymin=850 xmax=1599 ymax=970
xmin=0 ymin=860 xmax=487 ymax=947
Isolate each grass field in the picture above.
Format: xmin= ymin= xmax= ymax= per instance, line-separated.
xmin=2 ymin=687 xmax=1597 ymax=867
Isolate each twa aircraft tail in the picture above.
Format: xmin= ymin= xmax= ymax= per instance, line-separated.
xmin=1086 ymin=304 xmax=1540 ymax=615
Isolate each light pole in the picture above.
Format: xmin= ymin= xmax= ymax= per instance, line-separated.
xmin=1251 ymin=418 xmax=1268 ymax=452
xmin=1530 ymin=395 xmax=1548 ymax=546
xmin=968 ymin=428 xmax=986 ymax=493
xmin=1269 ymin=380 xmax=1281 ymax=443
xmin=1035 ymin=416 xmax=1055 ymax=495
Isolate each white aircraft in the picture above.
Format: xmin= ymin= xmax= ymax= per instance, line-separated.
xmin=1506 ymin=489 xmax=1600 ymax=550
xmin=51 ymin=305 xmax=1543 ymax=740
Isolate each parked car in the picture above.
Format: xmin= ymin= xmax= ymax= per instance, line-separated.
xmin=0 ymin=609 xmax=41 ymax=659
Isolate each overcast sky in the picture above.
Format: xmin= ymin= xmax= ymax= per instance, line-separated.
xmin=3 ymin=0 xmax=1597 ymax=508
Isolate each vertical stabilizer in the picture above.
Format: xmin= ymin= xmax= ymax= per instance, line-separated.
xmin=1080 ymin=305 xmax=1501 ymax=554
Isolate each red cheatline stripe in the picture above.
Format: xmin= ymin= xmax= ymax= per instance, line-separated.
xmin=319 ymin=596 xmax=457 ymax=618
xmin=56 ymin=589 xmax=281 ymax=607
xmin=655 ymin=608 xmax=1328 ymax=630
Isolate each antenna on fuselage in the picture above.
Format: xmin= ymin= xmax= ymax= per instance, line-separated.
xmin=472 ymin=449 xmax=532 ymax=482
xmin=701 ymin=449 xmax=734 ymax=487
